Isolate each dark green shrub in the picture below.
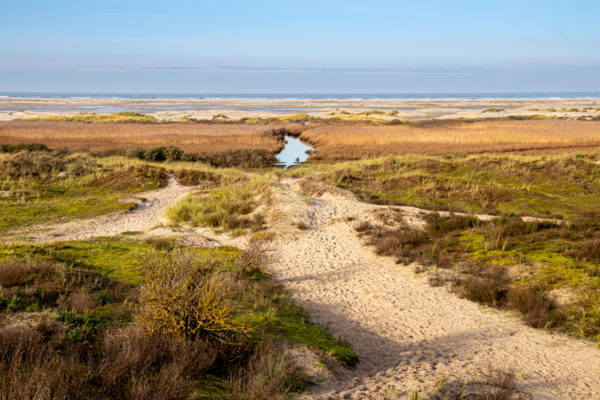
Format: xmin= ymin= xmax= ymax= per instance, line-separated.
xmin=144 ymin=146 xmax=167 ymax=162
xmin=125 ymin=145 xmax=145 ymax=159
xmin=164 ymin=145 xmax=183 ymax=161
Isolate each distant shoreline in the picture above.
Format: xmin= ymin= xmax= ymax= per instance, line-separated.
xmin=2 ymin=96 xmax=599 ymax=122
xmin=2 ymin=92 xmax=600 ymax=100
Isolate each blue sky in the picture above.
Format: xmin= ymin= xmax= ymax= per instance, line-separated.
xmin=1 ymin=0 xmax=599 ymax=93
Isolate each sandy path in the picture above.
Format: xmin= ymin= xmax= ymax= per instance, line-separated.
xmin=20 ymin=175 xmax=192 ymax=243
xmin=269 ymin=180 xmax=600 ymax=399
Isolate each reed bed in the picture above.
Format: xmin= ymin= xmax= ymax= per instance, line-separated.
xmin=0 ymin=121 xmax=284 ymax=156
xmin=301 ymin=120 xmax=600 ymax=160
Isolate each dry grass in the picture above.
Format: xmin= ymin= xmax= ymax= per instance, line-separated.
xmin=0 ymin=121 xmax=285 ymax=156
xmin=301 ymin=120 xmax=600 ymax=160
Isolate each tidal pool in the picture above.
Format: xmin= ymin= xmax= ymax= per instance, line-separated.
xmin=275 ymin=136 xmax=314 ymax=169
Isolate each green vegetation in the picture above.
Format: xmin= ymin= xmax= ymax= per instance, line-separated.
xmin=166 ymin=180 xmax=268 ymax=231
xmin=355 ymin=212 xmax=600 ymax=341
xmin=0 ymin=151 xmax=166 ymax=231
xmin=125 ymin=145 xmax=199 ymax=162
xmin=21 ymin=111 xmax=158 ymax=124
xmin=294 ymin=154 xmax=600 ymax=342
xmin=0 ymin=238 xmax=355 ymax=399
xmin=481 ymin=108 xmax=505 ymax=113
xmin=276 ymin=113 xmax=319 ymax=123
xmin=506 ymin=114 xmax=557 ymax=120
xmin=299 ymin=154 xmax=600 ymax=219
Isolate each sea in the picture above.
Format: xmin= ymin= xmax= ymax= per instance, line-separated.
xmin=1 ymin=92 xmax=600 ymax=99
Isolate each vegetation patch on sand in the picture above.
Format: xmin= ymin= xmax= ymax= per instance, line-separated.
xmin=0 ymin=151 xmax=167 ymax=231
xmin=355 ymin=212 xmax=600 ymax=342
xmin=166 ymin=179 xmax=269 ymax=232
xmin=0 ymin=238 xmax=355 ymax=399
xmin=21 ymin=111 xmax=159 ymax=124
xmin=296 ymin=153 xmax=600 ymax=218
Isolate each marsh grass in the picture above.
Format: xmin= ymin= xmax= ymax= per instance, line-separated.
xmin=0 ymin=121 xmax=284 ymax=156
xmin=300 ymin=120 xmax=600 ymax=161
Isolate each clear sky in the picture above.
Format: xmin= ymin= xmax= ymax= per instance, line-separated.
xmin=1 ymin=0 xmax=599 ymax=93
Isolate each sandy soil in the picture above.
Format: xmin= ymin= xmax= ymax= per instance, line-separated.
xmin=1 ymin=96 xmax=599 ymax=121
xmin=15 ymin=175 xmax=192 ymax=243
xmin=8 ymin=177 xmax=600 ymax=399
xmin=268 ymin=180 xmax=600 ymax=399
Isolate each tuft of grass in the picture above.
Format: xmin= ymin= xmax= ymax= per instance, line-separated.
xmin=166 ymin=180 xmax=268 ymax=231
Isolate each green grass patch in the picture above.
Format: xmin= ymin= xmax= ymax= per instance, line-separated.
xmin=166 ymin=180 xmax=268 ymax=231
xmin=309 ymin=154 xmax=600 ymax=218
xmin=239 ymin=286 xmax=358 ymax=366
xmin=0 ymin=152 xmax=167 ymax=231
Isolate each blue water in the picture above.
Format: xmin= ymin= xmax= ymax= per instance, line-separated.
xmin=2 ymin=92 xmax=600 ymax=99
xmin=275 ymin=136 xmax=314 ymax=169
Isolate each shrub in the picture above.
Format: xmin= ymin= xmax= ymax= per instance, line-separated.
xmin=508 ymin=287 xmax=556 ymax=328
xmin=137 ymin=250 xmax=249 ymax=342
xmin=173 ymin=169 xmax=219 ymax=186
xmin=579 ymin=238 xmax=600 ymax=262
xmin=125 ymin=145 xmax=146 ymax=159
xmin=228 ymin=341 xmax=304 ymax=400
xmin=475 ymin=367 xmax=519 ymax=400
xmin=200 ymin=149 xmax=276 ymax=168
xmin=236 ymin=239 xmax=272 ymax=276
xmin=462 ymin=267 xmax=507 ymax=306
xmin=144 ymin=146 xmax=167 ymax=162
xmin=0 ymin=152 xmax=67 ymax=178
xmin=0 ymin=142 xmax=50 ymax=153
xmin=0 ymin=261 xmax=29 ymax=287
xmin=124 ymin=145 xmax=193 ymax=162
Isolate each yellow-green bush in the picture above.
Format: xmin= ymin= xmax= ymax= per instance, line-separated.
xmin=137 ymin=250 xmax=249 ymax=342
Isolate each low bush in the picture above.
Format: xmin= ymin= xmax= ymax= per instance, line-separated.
xmin=125 ymin=145 xmax=194 ymax=162
xmin=137 ymin=250 xmax=249 ymax=342
xmin=507 ymin=287 xmax=556 ymax=329
xmin=200 ymin=149 xmax=276 ymax=168
xmin=173 ymin=169 xmax=220 ymax=186
xmin=0 ymin=142 xmax=50 ymax=153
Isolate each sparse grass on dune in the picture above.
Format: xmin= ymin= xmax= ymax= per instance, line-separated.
xmin=295 ymin=153 xmax=600 ymax=341
xmin=355 ymin=212 xmax=600 ymax=342
xmin=294 ymin=153 xmax=600 ymax=218
xmin=0 ymin=120 xmax=285 ymax=156
xmin=0 ymin=151 xmax=168 ymax=232
xmin=300 ymin=120 xmax=600 ymax=161
xmin=0 ymin=238 xmax=355 ymax=399
xmin=0 ymin=148 xmax=261 ymax=231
